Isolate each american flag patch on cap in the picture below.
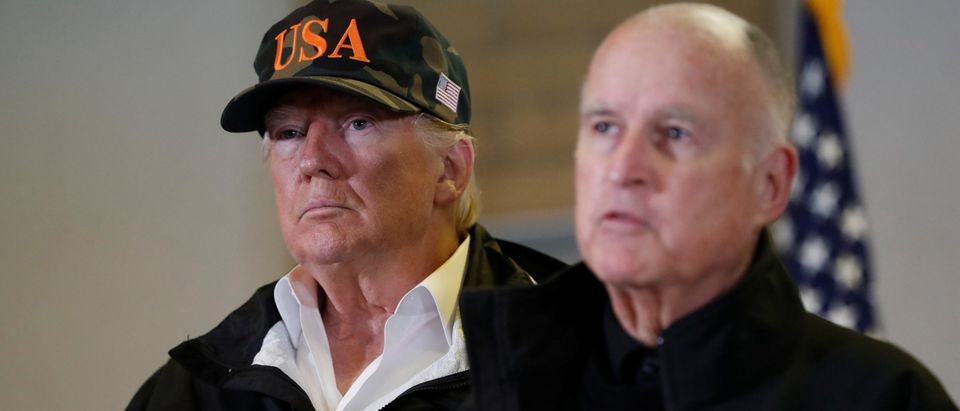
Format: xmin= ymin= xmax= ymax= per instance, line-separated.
xmin=435 ymin=72 xmax=461 ymax=113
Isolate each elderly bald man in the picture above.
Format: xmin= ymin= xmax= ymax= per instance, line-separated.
xmin=126 ymin=1 xmax=565 ymax=410
xmin=459 ymin=3 xmax=956 ymax=410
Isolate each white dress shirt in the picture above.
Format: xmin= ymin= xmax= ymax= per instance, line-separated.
xmin=252 ymin=236 xmax=471 ymax=411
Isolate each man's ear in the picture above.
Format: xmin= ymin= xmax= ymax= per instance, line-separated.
xmin=755 ymin=144 xmax=798 ymax=225
xmin=435 ymin=139 xmax=475 ymax=206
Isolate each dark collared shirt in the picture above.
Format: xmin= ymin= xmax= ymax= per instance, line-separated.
xmin=578 ymin=303 xmax=664 ymax=410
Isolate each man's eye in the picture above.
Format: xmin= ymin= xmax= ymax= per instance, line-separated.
xmin=665 ymin=127 xmax=689 ymax=140
xmin=349 ymin=119 xmax=371 ymax=131
xmin=274 ymin=129 xmax=303 ymax=140
xmin=593 ymin=121 xmax=617 ymax=135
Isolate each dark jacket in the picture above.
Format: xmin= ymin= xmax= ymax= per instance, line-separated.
xmin=460 ymin=234 xmax=957 ymax=411
xmin=127 ymin=224 xmax=566 ymax=411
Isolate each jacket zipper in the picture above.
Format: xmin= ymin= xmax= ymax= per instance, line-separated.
xmin=378 ymin=371 xmax=470 ymax=410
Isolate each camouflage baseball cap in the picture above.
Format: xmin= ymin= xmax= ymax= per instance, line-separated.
xmin=220 ymin=0 xmax=471 ymax=133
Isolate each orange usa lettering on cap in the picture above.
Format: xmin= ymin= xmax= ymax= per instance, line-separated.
xmin=273 ymin=17 xmax=370 ymax=71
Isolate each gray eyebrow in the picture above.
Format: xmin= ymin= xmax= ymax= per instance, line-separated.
xmin=580 ymin=103 xmax=615 ymax=116
xmin=263 ymin=106 xmax=302 ymax=126
xmin=657 ymin=107 xmax=696 ymax=123
xmin=580 ymin=104 xmax=699 ymax=125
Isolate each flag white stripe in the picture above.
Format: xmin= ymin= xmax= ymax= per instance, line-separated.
xmin=435 ymin=73 xmax=461 ymax=112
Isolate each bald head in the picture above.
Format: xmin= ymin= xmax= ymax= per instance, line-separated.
xmin=575 ymin=2 xmax=799 ymax=306
xmin=591 ymin=3 xmax=794 ymax=151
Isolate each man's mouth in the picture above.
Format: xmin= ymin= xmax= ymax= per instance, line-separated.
xmin=600 ymin=210 xmax=652 ymax=231
xmin=299 ymin=199 xmax=349 ymax=220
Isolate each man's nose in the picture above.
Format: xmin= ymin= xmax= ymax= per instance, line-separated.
xmin=606 ymin=133 xmax=659 ymax=188
xmin=298 ymin=125 xmax=343 ymax=179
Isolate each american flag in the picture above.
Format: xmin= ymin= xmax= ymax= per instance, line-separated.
xmin=772 ymin=2 xmax=877 ymax=333
xmin=435 ymin=72 xmax=461 ymax=113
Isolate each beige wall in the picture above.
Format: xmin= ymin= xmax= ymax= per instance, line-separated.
xmin=844 ymin=0 xmax=960 ymax=398
xmin=0 ymin=0 xmax=297 ymax=409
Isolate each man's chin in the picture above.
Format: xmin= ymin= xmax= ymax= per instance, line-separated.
xmin=584 ymin=252 xmax=659 ymax=288
xmin=288 ymin=240 xmax=360 ymax=268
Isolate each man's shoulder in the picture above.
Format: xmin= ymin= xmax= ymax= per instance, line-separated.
xmin=800 ymin=313 xmax=928 ymax=372
xmin=459 ymin=262 xmax=604 ymax=335
xmin=789 ymin=313 xmax=957 ymax=409
xmin=458 ymin=263 xmax=604 ymax=411
xmin=462 ymin=224 xmax=569 ymax=288
xmin=126 ymin=356 xmax=305 ymax=411
xmin=491 ymin=238 xmax=568 ymax=283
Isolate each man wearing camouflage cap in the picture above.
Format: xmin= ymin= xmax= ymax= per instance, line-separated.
xmin=126 ymin=1 xmax=564 ymax=410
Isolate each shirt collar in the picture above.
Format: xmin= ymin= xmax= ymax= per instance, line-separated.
xmin=407 ymin=234 xmax=471 ymax=346
xmin=273 ymin=234 xmax=472 ymax=349
xmin=601 ymin=301 xmax=659 ymax=383
xmin=273 ymin=266 xmax=317 ymax=349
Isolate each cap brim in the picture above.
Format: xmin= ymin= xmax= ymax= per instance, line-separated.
xmin=220 ymin=77 xmax=421 ymax=133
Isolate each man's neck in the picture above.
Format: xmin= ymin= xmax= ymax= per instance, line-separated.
xmin=304 ymin=224 xmax=461 ymax=319
xmin=605 ymin=246 xmax=755 ymax=347
xmin=297 ymin=226 xmax=463 ymax=394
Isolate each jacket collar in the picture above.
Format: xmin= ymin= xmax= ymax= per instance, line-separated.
xmin=168 ymin=280 xmax=285 ymax=383
xmin=657 ymin=231 xmax=805 ymax=409
xmin=167 ymin=224 xmax=565 ymax=400
xmin=460 ymin=224 xmax=566 ymax=289
xmin=460 ymin=250 xmax=607 ymax=410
